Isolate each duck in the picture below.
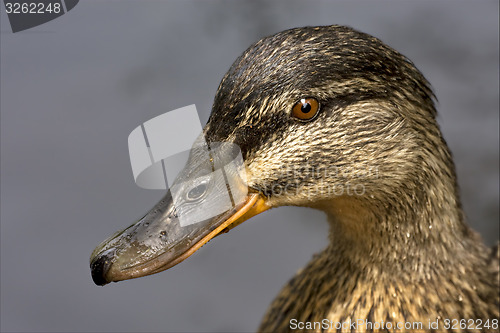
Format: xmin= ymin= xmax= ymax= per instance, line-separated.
xmin=90 ymin=25 xmax=499 ymax=332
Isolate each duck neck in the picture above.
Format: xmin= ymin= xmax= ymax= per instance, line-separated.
xmin=321 ymin=168 xmax=483 ymax=280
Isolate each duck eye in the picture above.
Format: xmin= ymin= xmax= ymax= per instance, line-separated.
xmin=291 ymin=97 xmax=320 ymax=121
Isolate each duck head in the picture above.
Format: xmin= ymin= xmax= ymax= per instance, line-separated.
xmin=91 ymin=25 xmax=454 ymax=285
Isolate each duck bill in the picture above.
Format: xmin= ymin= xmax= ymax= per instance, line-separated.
xmin=90 ymin=191 xmax=270 ymax=286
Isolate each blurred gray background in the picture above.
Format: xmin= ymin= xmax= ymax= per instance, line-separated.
xmin=1 ymin=1 xmax=498 ymax=332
